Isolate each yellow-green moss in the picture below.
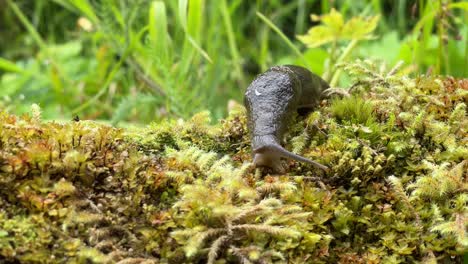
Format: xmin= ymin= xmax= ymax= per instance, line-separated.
xmin=0 ymin=65 xmax=467 ymax=263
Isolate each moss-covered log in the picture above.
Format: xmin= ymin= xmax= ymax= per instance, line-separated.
xmin=1 ymin=65 xmax=467 ymax=263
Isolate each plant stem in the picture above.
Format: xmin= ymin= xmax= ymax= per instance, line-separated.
xmin=330 ymin=39 xmax=359 ymax=87
xmin=256 ymin=11 xmax=310 ymax=68
xmin=323 ymin=40 xmax=337 ymax=82
xmin=220 ymin=0 xmax=245 ymax=88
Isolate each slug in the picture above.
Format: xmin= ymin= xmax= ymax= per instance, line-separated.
xmin=243 ymin=65 xmax=329 ymax=173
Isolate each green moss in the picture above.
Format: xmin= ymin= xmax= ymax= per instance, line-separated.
xmin=0 ymin=65 xmax=467 ymax=263
xmin=330 ymin=95 xmax=375 ymax=124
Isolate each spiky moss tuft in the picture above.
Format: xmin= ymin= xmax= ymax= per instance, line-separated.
xmin=330 ymin=96 xmax=375 ymax=124
xmin=1 ymin=62 xmax=467 ymax=263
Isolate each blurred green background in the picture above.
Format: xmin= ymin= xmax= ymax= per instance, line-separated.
xmin=0 ymin=0 xmax=466 ymax=124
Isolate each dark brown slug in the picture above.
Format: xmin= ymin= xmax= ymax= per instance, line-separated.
xmin=243 ymin=65 xmax=329 ymax=173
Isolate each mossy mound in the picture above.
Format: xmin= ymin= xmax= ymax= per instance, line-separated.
xmin=1 ymin=66 xmax=467 ymax=263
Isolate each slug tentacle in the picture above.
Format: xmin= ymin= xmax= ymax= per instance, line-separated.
xmin=256 ymin=143 xmax=329 ymax=171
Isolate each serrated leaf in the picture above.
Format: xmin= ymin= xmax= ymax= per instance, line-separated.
xmin=298 ymin=8 xmax=380 ymax=48
xmin=342 ymin=15 xmax=380 ymax=40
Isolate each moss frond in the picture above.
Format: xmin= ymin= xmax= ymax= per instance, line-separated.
xmin=232 ymin=224 xmax=301 ymax=238
xmin=408 ymin=161 xmax=466 ymax=199
xmin=207 ymin=235 xmax=230 ymax=264
xmin=431 ymin=213 xmax=467 ymax=247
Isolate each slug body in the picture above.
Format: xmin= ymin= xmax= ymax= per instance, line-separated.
xmin=244 ymin=65 xmax=329 ymax=172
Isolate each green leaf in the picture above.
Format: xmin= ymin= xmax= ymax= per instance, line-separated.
xmin=316 ymin=8 xmax=344 ymax=35
xmin=297 ymin=25 xmax=337 ymax=48
xmin=297 ymin=8 xmax=380 ymax=48
xmin=342 ymin=15 xmax=380 ymax=40
xmin=0 ymin=58 xmax=24 ymax=73
xmin=358 ymin=31 xmax=401 ymax=63
xmin=448 ymin=2 xmax=468 ymax=11
xmin=49 ymin=40 xmax=80 ymax=57
xmin=0 ymin=73 xmax=29 ymax=96
xmin=300 ymin=48 xmax=328 ymax=74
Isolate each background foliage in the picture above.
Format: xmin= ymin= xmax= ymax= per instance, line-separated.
xmin=0 ymin=0 xmax=467 ymax=123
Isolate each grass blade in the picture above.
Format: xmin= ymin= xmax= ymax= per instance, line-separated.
xmin=187 ymin=0 xmax=202 ymax=40
xmin=448 ymin=2 xmax=468 ymax=10
xmin=178 ymin=0 xmax=188 ymax=30
xmin=220 ymin=0 xmax=245 ymax=87
xmin=0 ymin=58 xmax=24 ymax=73
xmin=180 ymin=0 xmax=212 ymax=78
xmin=187 ymin=36 xmax=213 ymax=63
xmin=68 ymin=0 xmax=99 ymax=23
xmin=7 ymin=0 xmax=47 ymax=50
xmin=256 ymin=11 xmax=309 ymax=68
xmin=149 ymin=1 xmax=170 ymax=66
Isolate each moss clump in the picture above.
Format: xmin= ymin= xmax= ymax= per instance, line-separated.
xmin=1 ymin=62 xmax=467 ymax=263
xmin=330 ymin=96 xmax=375 ymax=124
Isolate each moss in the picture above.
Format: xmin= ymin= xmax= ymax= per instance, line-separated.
xmin=0 ymin=64 xmax=467 ymax=263
xmin=330 ymin=96 xmax=375 ymax=124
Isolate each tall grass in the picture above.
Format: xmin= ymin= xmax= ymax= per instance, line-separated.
xmin=0 ymin=0 xmax=466 ymax=123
